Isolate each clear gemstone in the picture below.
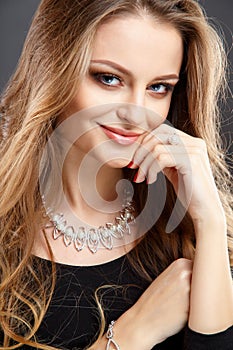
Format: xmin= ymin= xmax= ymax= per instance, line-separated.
xmin=89 ymin=228 xmax=98 ymax=241
xmin=53 ymin=214 xmax=63 ymax=224
xmin=77 ymin=227 xmax=86 ymax=240
xmin=99 ymin=226 xmax=110 ymax=238
xmin=111 ymin=224 xmax=117 ymax=232
xmin=116 ymin=224 xmax=124 ymax=233
xmin=57 ymin=221 xmax=67 ymax=232
xmin=65 ymin=226 xmax=75 ymax=237
xmin=49 ymin=200 xmax=135 ymax=253
xmin=124 ymin=212 xmax=131 ymax=219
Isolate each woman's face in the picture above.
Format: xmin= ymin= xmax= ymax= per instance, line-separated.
xmin=60 ymin=15 xmax=183 ymax=167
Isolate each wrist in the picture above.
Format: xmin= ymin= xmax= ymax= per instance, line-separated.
xmin=112 ymin=314 xmax=147 ymax=350
xmin=193 ymin=214 xmax=227 ymax=239
xmin=110 ymin=311 xmax=152 ymax=350
xmin=112 ymin=308 xmax=165 ymax=350
xmin=89 ymin=313 xmax=149 ymax=350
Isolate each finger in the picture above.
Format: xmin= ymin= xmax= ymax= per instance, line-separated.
xmin=151 ymin=123 xmax=189 ymax=139
xmin=129 ymin=133 xmax=204 ymax=169
xmin=130 ymin=138 xmax=182 ymax=169
xmin=151 ymin=127 xmax=207 ymax=151
xmin=145 ymin=133 xmax=204 ymax=148
xmin=134 ymin=150 xmax=192 ymax=184
xmin=133 ymin=143 xmax=189 ymax=180
xmin=134 ymin=154 xmax=161 ymax=183
xmin=129 ymin=135 xmax=158 ymax=168
xmin=134 ymin=151 xmax=175 ymax=184
xmin=134 ymin=144 xmax=175 ymax=183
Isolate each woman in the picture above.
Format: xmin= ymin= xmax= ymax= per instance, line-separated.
xmin=0 ymin=0 xmax=233 ymax=349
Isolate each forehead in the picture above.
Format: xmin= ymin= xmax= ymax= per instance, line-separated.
xmin=91 ymin=16 xmax=183 ymax=76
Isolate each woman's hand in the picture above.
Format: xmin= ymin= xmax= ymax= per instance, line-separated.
xmin=128 ymin=123 xmax=233 ymax=335
xmin=129 ymin=123 xmax=225 ymax=224
xmin=113 ymin=258 xmax=192 ymax=350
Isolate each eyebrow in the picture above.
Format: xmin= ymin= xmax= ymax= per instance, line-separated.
xmin=90 ymin=59 xmax=179 ymax=81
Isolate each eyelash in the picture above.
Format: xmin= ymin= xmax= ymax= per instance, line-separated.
xmin=90 ymin=71 xmax=174 ymax=95
xmin=149 ymin=83 xmax=174 ymax=94
xmin=91 ymin=72 xmax=122 ymax=87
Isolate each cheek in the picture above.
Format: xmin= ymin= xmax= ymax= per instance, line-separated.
xmin=162 ymin=99 xmax=173 ymax=121
xmin=65 ymin=92 xmax=111 ymax=118
xmin=61 ymin=84 xmax=95 ymax=119
xmin=159 ymin=96 xmax=173 ymax=116
xmin=66 ymin=95 xmax=90 ymax=115
xmin=73 ymin=129 xmax=100 ymax=152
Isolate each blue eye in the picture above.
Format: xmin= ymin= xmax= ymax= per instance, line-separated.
xmin=93 ymin=73 xmax=122 ymax=86
xmin=149 ymin=83 xmax=174 ymax=94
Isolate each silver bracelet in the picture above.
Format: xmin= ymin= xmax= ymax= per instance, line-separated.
xmin=106 ymin=320 xmax=121 ymax=350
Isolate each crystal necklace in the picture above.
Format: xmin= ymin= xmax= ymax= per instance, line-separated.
xmin=43 ymin=196 xmax=135 ymax=254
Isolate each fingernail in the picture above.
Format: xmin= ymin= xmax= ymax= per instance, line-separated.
xmin=127 ymin=161 xmax=134 ymax=168
xmin=133 ymin=173 xmax=138 ymax=182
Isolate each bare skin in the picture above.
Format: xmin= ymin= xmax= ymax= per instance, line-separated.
xmin=35 ymin=15 xmax=233 ymax=349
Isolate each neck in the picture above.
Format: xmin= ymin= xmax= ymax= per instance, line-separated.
xmin=62 ymin=146 xmax=124 ymax=221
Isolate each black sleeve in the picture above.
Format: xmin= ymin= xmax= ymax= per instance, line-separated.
xmin=183 ymin=325 xmax=233 ymax=350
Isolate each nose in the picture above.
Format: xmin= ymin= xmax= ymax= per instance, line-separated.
xmin=116 ymin=104 xmax=146 ymax=126
xmin=116 ymin=89 xmax=148 ymax=127
xmin=116 ymin=88 xmax=163 ymax=130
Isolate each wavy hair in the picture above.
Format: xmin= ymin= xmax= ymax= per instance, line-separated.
xmin=0 ymin=0 xmax=232 ymax=348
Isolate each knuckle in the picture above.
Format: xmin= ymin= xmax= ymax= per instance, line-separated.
xmin=157 ymin=153 xmax=167 ymax=163
xmin=174 ymin=258 xmax=192 ymax=275
xmin=175 ymin=257 xmax=189 ymax=267
xmin=179 ymin=269 xmax=191 ymax=282
xmin=152 ymin=143 xmax=162 ymax=154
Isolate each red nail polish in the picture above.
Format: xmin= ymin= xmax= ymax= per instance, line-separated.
xmin=127 ymin=161 xmax=134 ymax=168
xmin=133 ymin=173 xmax=138 ymax=182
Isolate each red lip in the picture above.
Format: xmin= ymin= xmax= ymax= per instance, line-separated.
xmin=100 ymin=124 xmax=142 ymax=137
xmin=99 ymin=124 xmax=141 ymax=145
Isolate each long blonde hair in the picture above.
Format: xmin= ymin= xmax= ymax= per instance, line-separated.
xmin=0 ymin=0 xmax=232 ymax=348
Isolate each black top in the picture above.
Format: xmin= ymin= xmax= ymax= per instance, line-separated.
xmin=31 ymin=254 xmax=233 ymax=350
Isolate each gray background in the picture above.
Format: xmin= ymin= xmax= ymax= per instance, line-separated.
xmin=0 ymin=0 xmax=232 ymax=163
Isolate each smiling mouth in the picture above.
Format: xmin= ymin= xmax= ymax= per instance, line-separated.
xmin=99 ymin=124 xmax=142 ymax=145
